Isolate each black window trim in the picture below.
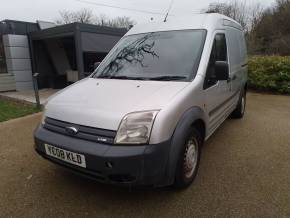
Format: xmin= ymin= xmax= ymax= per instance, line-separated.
xmin=203 ymin=32 xmax=229 ymax=90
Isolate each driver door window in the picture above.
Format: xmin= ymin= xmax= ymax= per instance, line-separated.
xmin=204 ymin=34 xmax=228 ymax=89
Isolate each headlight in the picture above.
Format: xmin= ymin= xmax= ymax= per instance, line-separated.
xmin=115 ymin=111 xmax=159 ymax=144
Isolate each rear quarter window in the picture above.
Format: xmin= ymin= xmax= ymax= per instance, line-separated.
xmin=227 ymin=28 xmax=245 ymax=68
xmin=239 ymin=33 xmax=247 ymax=61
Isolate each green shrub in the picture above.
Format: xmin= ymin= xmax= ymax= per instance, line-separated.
xmin=248 ymin=56 xmax=290 ymax=94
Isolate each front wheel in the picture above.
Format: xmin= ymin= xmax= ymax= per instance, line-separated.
xmin=174 ymin=127 xmax=202 ymax=189
xmin=231 ymin=89 xmax=246 ymax=119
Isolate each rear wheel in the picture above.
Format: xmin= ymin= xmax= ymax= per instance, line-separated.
xmin=174 ymin=127 xmax=202 ymax=189
xmin=231 ymin=89 xmax=246 ymax=119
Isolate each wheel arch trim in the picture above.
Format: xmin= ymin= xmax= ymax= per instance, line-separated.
xmin=163 ymin=106 xmax=206 ymax=186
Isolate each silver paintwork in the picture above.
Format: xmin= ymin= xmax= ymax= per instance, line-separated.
xmin=45 ymin=79 xmax=189 ymax=131
xmin=43 ymin=13 xmax=248 ymax=145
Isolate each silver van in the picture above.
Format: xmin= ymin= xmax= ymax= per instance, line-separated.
xmin=34 ymin=13 xmax=248 ymax=188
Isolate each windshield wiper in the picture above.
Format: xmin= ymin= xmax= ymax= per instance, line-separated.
xmin=98 ymin=75 xmax=148 ymax=80
xmin=97 ymin=75 xmax=111 ymax=79
xmin=149 ymin=76 xmax=187 ymax=81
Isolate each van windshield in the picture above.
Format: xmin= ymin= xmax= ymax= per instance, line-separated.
xmin=92 ymin=30 xmax=207 ymax=81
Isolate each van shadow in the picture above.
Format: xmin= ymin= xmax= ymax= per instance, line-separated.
xmin=49 ymin=167 xmax=183 ymax=215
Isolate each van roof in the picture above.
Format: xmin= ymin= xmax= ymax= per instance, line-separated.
xmin=126 ymin=13 xmax=243 ymax=36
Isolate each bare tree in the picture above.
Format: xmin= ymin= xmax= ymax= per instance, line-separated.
xmin=95 ymin=14 xmax=110 ymax=26
xmin=94 ymin=14 xmax=136 ymax=29
xmin=246 ymin=3 xmax=265 ymax=54
xmin=276 ymin=0 xmax=290 ymax=7
xmin=77 ymin=8 xmax=95 ymax=24
xmin=205 ymin=1 xmax=267 ymax=32
xmin=250 ymin=0 xmax=290 ymax=55
xmin=109 ymin=16 xmax=136 ymax=29
xmin=56 ymin=8 xmax=135 ymax=29
xmin=249 ymin=3 xmax=265 ymax=30
xmin=204 ymin=1 xmax=273 ymax=54
xmin=56 ymin=8 xmax=94 ymax=24
xmin=206 ymin=1 xmax=249 ymax=30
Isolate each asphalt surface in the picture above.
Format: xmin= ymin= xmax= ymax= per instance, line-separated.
xmin=0 ymin=92 xmax=290 ymax=218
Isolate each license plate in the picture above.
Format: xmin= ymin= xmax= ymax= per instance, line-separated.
xmin=44 ymin=144 xmax=86 ymax=168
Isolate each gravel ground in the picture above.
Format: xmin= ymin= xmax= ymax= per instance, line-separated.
xmin=0 ymin=92 xmax=290 ymax=218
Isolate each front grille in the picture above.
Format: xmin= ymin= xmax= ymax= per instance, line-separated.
xmin=44 ymin=117 xmax=116 ymax=144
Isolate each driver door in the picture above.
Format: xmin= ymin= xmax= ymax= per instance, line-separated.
xmin=204 ymin=33 xmax=231 ymax=136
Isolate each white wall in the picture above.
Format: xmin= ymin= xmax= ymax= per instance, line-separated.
xmin=3 ymin=34 xmax=33 ymax=91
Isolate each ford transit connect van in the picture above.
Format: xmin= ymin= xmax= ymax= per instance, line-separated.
xmin=34 ymin=13 xmax=248 ymax=188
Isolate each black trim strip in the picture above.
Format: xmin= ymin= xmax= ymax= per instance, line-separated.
xmin=209 ymin=101 xmax=236 ymax=126
xmin=209 ymin=90 xmax=240 ymax=117
xmin=44 ymin=117 xmax=116 ymax=144
xmin=45 ymin=117 xmax=116 ymax=137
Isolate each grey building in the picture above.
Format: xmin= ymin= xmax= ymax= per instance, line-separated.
xmin=0 ymin=20 xmax=127 ymax=91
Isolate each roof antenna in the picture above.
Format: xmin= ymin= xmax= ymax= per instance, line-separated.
xmin=164 ymin=0 xmax=174 ymax=22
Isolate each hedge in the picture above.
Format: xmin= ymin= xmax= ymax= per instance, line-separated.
xmin=248 ymin=56 xmax=290 ymax=94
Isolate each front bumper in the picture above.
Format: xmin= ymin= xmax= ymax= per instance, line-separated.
xmin=34 ymin=125 xmax=171 ymax=187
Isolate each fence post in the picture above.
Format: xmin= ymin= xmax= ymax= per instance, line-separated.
xmin=32 ymin=73 xmax=40 ymax=109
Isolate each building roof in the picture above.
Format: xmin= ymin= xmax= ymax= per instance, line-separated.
xmin=126 ymin=13 xmax=242 ymax=36
xmin=0 ymin=19 xmax=128 ymax=39
xmin=30 ymin=22 xmax=127 ymax=40
xmin=0 ymin=19 xmax=39 ymax=35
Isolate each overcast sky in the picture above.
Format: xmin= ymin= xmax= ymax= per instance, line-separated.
xmin=0 ymin=0 xmax=276 ymax=24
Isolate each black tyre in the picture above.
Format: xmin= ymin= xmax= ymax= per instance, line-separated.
xmin=231 ymin=89 xmax=246 ymax=119
xmin=174 ymin=127 xmax=202 ymax=189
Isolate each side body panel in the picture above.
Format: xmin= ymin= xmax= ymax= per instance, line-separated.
xmin=226 ymin=26 xmax=248 ymax=99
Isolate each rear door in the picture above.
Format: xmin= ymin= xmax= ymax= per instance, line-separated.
xmin=204 ymin=32 xmax=231 ymax=135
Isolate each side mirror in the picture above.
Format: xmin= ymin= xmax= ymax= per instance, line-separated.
xmin=94 ymin=62 xmax=101 ymax=70
xmin=215 ymin=61 xmax=229 ymax=81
